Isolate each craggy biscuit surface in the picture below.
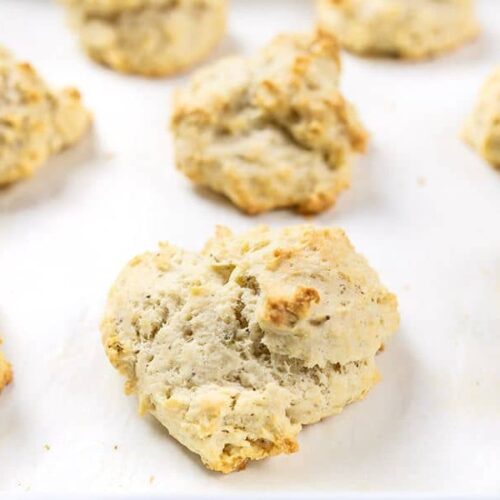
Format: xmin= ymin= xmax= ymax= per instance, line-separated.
xmin=463 ymin=68 xmax=500 ymax=169
xmin=60 ymin=0 xmax=227 ymax=76
xmin=0 ymin=48 xmax=91 ymax=186
xmin=0 ymin=342 xmax=12 ymax=393
xmin=102 ymin=225 xmax=399 ymax=473
xmin=172 ymin=31 xmax=367 ymax=214
xmin=316 ymin=0 xmax=479 ymax=60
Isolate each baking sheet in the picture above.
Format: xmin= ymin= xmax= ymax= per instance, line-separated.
xmin=1 ymin=0 xmax=499 ymax=495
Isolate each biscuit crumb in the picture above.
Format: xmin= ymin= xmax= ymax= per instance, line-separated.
xmin=463 ymin=68 xmax=500 ymax=169
xmin=59 ymin=0 xmax=227 ymax=77
xmin=0 ymin=343 xmax=12 ymax=393
xmin=102 ymin=225 xmax=399 ymax=473
xmin=172 ymin=31 xmax=367 ymax=215
xmin=0 ymin=48 xmax=91 ymax=186
xmin=317 ymin=0 xmax=479 ymax=60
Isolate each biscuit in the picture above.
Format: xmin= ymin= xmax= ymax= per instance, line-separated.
xmin=463 ymin=68 xmax=500 ymax=169
xmin=171 ymin=31 xmax=367 ymax=215
xmin=101 ymin=225 xmax=399 ymax=473
xmin=0 ymin=342 xmax=12 ymax=393
xmin=316 ymin=0 xmax=479 ymax=60
xmin=0 ymin=48 xmax=91 ymax=186
xmin=60 ymin=0 xmax=227 ymax=77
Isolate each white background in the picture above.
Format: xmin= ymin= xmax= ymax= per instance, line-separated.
xmin=0 ymin=0 xmax=499 ymax=495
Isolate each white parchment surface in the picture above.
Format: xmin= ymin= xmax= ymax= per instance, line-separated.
xmin=0 ymin=0 xmax=499 ymax=495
